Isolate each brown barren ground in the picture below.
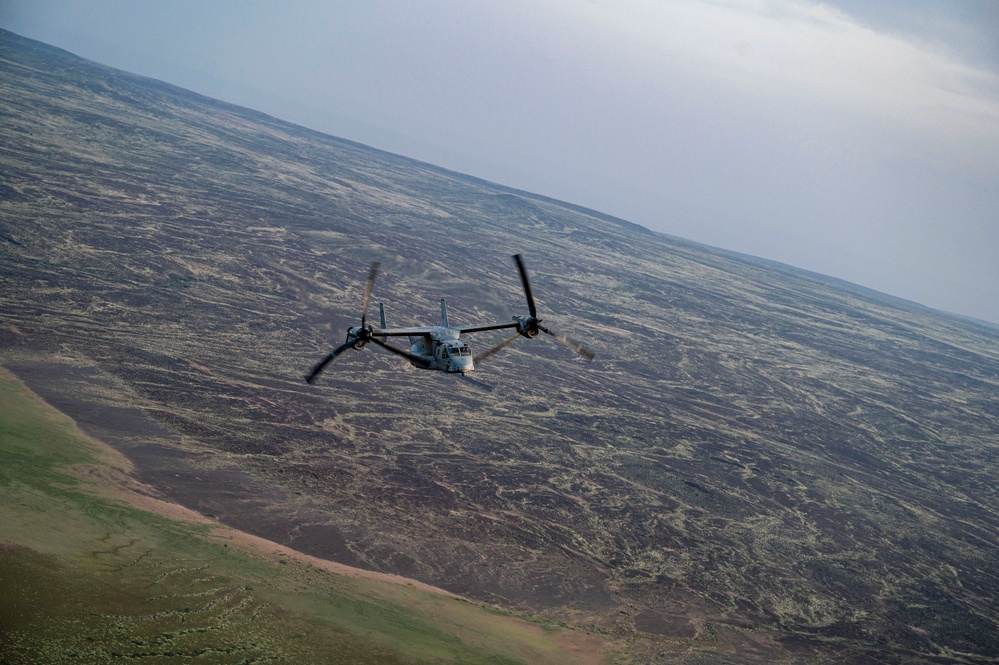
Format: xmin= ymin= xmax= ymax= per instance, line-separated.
xmin=3 ymin=28 xmax=999 ymax=663
xmin=1 ymin=364 xmax=613 ymax=664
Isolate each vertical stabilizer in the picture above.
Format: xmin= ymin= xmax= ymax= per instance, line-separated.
xmin=440 ymin=298 xmax=449 ymax=328
xmin=379 ymin=302 xmax=386 ymax=329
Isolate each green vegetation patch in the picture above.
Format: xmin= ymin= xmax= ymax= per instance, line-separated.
xmin=0 ymin=368 xmax=600 ymax=664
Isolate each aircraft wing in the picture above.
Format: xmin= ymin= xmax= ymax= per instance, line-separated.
xmin=455 ymin=322 xmax=519 ymax=334
xmin=370 ymin=326 xmax=433 ymax=337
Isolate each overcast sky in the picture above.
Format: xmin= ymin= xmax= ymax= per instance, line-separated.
xmin=3 ymin=1 xmax=998 ymax=323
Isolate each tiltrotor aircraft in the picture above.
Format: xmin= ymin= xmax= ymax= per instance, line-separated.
xmin=305 ymin=254 xmax=593 ymax=383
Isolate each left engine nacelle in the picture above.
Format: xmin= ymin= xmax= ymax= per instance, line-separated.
xmin=346 ymin=326 xmax=367 ymax=349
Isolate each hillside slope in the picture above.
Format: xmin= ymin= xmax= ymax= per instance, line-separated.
xmin=3 ymin=29 xmax=999 ymax=663
xmin=0 ymin=367 xmax=605 ymax=664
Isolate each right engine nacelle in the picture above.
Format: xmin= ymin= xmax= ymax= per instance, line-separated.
xmin=513 ymin=315 xmax=540 ymax=338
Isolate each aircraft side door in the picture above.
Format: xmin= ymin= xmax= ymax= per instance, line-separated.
xmin=434 ymin=342 xmax=445 ymax=370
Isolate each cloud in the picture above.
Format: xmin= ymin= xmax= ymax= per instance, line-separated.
xmin=474 ymin=0 xmax=999 ymax=317
xmin=2 ymin=0 xmax=997 ymax=321
xmin=530 ymin=0 xmax=999 ymax=140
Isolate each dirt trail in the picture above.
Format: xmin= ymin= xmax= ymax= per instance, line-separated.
xmin=2 ymin=359 xmax=469 ymax=599
xmin=3 ymin=359 xmax=613 ymax=664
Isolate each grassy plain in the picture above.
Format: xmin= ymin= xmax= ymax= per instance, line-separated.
xmin=0 ymin=367 xmax=607 ymax=664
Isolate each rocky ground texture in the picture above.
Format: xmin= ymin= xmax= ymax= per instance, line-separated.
xmin=3 ymin=29 xmax=999 ymax=663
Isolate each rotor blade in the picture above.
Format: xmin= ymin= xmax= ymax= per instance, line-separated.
xmin=539 ymin=325 xmax=595 ymax=361
xmin=368 ymin=336 xmax=432 ymax=369
xmin=475 ymin=331 xmax=521 ymax=363
xmin=304 ymin=340 xmax=353 ymax=384
xmin=512 ymin=254 xmax=537 ymax=319
xmin=359 ymin=261 xmax=380 ymax=329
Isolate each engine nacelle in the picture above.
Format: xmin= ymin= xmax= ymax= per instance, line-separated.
xmin=513 ymin=315 xmax=540 ymax=338
xmin=346 ymin=326 xmax=367 ymax=349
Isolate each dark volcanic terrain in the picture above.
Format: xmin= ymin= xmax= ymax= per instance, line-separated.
xmin=3 ymin=29 xmax=999 ymax=663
